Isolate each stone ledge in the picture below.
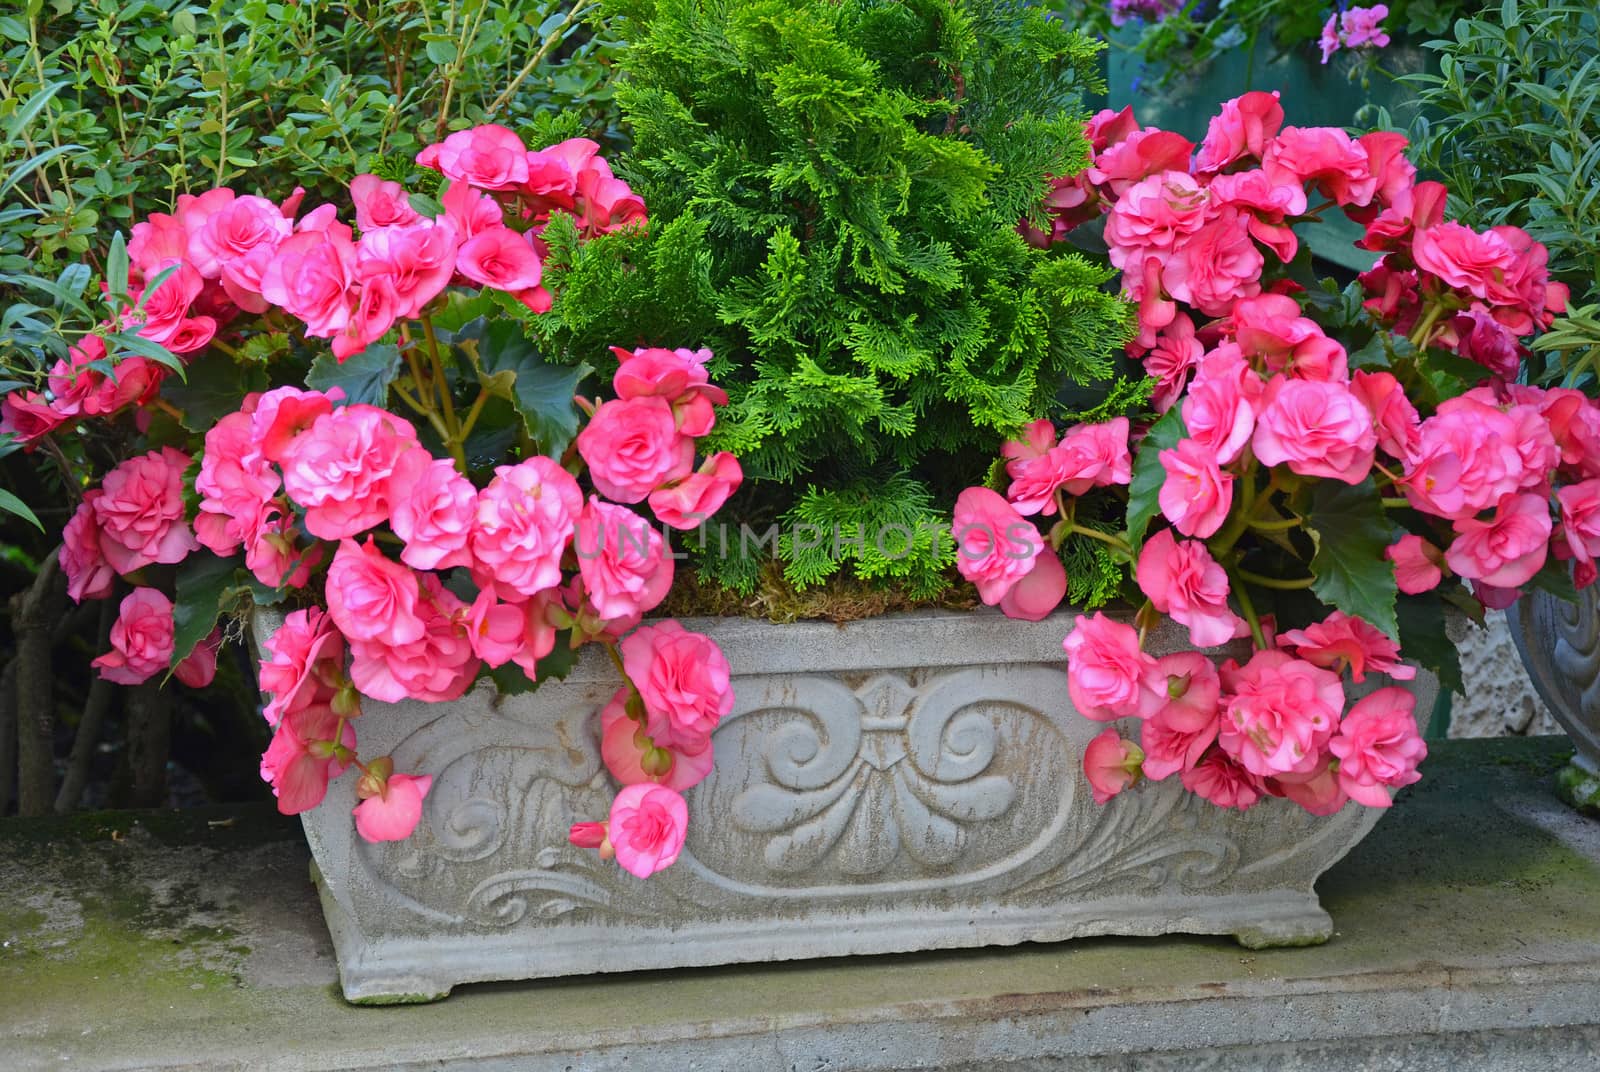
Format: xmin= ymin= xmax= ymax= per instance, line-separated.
xmin=4 ymin=737 xmax=1599 ymax=1072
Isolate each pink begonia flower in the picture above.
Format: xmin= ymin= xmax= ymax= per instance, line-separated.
xmin=91 ymin=448 xmax=199 ymax=575
xmin=1356 ymin=130 xmax=1415 ymax=212
xmin=416 ymin=124 xmax=530 ymax=190
xmin=576 ymin=396 xmax=696 ymax=505
xmin=598 ymin=688 xmax=715 ymax=792
xmin=525 ymin=137 xmax=597 ymax=211
xmin=387 ymin=448 xmax=476 ymax=571
xmin=48 ymin=336 xmax=163 ymax=420
xmin=1103 ymin=171 xmax=1209 ymax=273
xmin=1088 ymin=129 xmax=1195 ymax=198
xmin=239 ymin=504 xmax=323 ymax=591
xmin=0 ymin=389 xmax=68 ymax=445
xmin=194 ymin=411 xmax=282 ymax=557
xmin=621 ymin=622 xmax=733 ymax=753
xmin=1085 ymin=105 xmax=1140 ymax=155
xmin=1413 ymin=223 xmax=1563 ymax=334
xmin=999 ymin=549 xmax=1067 ymax=622
xmin=258 ymin=607 xmax=344 ymax=728
xmin=260 ymin=701 xmax=355 ymax=815
xmin=1229 ymin=294 xmax=1348 ymax=382
xmin=576 ymin=155 xmax=647 ymax=236
xmin=1194 ymin=91 xmax=1284 ymax=175
xmin=188 ymin=194 xmax=293 ymax=312
xmin=1329 ymin=686 xmax=1425 ymax=807
xmin=1138 ymin=654 xmax=1222 ymax=780
xmin=1136 ymin=530 xmax=1245 ymax=648
xmin=1000 ymin=418 xmax=1056 ymax=466
xmin=455 ymin=226 xmax=543 ymax=293
xmin=1358 ymin=182 xmax=1449 ymax=256
xmin=1163 ymin=207 xmax=1265 ymax=317
xmin=1060 ymin=418 xmax=1134 ymax=490
xmin=440 ymin=179 xmax=504 ymax=239
xmin=470 ymin=456 xmax=584 ymax=600
xmin=1558 ymin=478 xmax=1600 ymax=562
xmin=61 ymin=493 xmax=115 ymax=603
xmin=249 ymin=385 xmax=340 ymax=464
xmin=649 ymin=452 xmax=743 ymax=530
xmin=951 ymin=487 xmax=1043 ymax=605
xmin=609 ymin=344 xmax=731 ymax=438
xmin=348 ymin=576 xmax=479 ymax=703
xmin=1157 ymin=438 xmax=1235 ymax=539
xmin=1276 ymin=611 xmax=1415 ymax=682
xmin=1341 ymin=5 xmax=1391 ymax=50
xmin=176 ymin=628 xmax=222 ymax=689
xmin=356 ymin=218 xmax=459 ymax=321
xmin=280 ymin=404 xmax=419 ymax=540
xmin=259 ymin=226 xmax=360 ymax=341
xmin=1525 ymin=386 xmax=1600 ymax=479
xmin=573 ymin=497 xmax=674 ymax=621
xmin=1083 ymin=728 xmax=1145 ymax=805
xmin=1272 ymin=758 xmax=1349 ymax=816
xmin=1207 ymin=169 xmax=1307 ymax=262
xmin=1319 ymin=13 xmax=1342 ymax=64
xmin=1445 ymin=491 xmax=1552 ymax=588
xmin=465 ymin=589 xmax=544 ymax=671
xmin=324 ymin=537 xmax=427 ymax=648
xmin=1351 ymin=370 xmax=1421 ymax=462
xmin=1140 ymin=705 xmax=1220 ymax=782
xmin=1400 ymin=399 xmax=1527 ymax=519
xmin=1442 ymin=308 xmax=1524 ymax=383
xmin=1182 ymin=368 xmax=1255 ymax=466
xmin=91 ymin=588 xmax=181 ymax=685
xmin=353 ymin=773 xmax=433 ymax=843
xmin=128 ymin=210 xmax=190 ymax=275
xmin=569 ymin=821 xmax=610 ymax=853
xmin=1181 ymin=749 xmax=1263 ymax=810
xmin=607 ymin=783 xmax=690 ymax=879
xmin=350 ymin=175 xmax=423 ymax=232
xmin=1219 ymin=650 xmax=1344 ymax=778
xmin=1387 ymin=535 xmax=1446 ymax=594
xmin=1263 ymin=126 xmax=1378 ymax=208
xmin=1129 ymin=254 xmax=1179 ymax=351
xmin=1063 ymin=612 xmax=1157 ymax=721
xmin=1252 ymin=377 xmax=1377 ymax=485
xmin=1143 ymin=313 xmax=1204 ymax=413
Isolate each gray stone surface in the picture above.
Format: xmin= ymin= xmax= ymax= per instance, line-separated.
xmin=264 ymin=608 xmax=1430 ymax=1002
xmin=3 ymin=738 xmax=1599 ymax=1071
xmin=1449 ymin=611 xmax=1558 ymax=738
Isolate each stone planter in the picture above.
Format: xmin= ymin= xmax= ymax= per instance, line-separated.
xmin=1508 ymin=591 xmax=1600 ymax=811
xmin=257 ymin=608 xmax=1432 ymax=1004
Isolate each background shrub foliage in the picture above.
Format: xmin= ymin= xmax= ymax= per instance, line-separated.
xmin=529 ymin=0 xmax=1133 ymax=597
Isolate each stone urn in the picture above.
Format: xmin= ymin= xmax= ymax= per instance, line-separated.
xmin=1508 ymin=590 xmax=1600 ymax=811
xmin=256 ymin=608 xmax=1433 ymax=1004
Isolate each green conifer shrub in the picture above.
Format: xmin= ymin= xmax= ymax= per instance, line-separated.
xmin=528 ymin=0 xmax=1134 ymax=596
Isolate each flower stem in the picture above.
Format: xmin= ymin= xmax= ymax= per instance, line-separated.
xmin=1228 ymin=568 xmax=1268 ymax=650
xmin=1069 ymin=524 xmax=1133 ymax=556
xmin=1234 ymin=567 xmax=1316 ymax=591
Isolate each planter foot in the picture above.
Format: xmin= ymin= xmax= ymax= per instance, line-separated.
xmin=1555 ymin=760 xmax=1600 ymax=816
xmin=1231 ymin=902 xmax=1333 ymax=950
xmin=310 ymin=860 xmax=454 ymax=1005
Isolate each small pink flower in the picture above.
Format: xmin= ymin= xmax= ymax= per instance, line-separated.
xmin=1182 ymin=368 xmax=1255 ymax=466
xmin=608 ymin=344 xmax=730 ymax=439
xmin=1252 ymin=377 xmax=1377 ymax=485
xmin=194 ymin=411 xmax=282 ymax=557
xmin=1219 ymin=650 xmax=1344 ymax=778
xmin=1351 ymin=370 xmax=1421 ymax=462
xmin=569 ymin=821 xmax=610 ymax=852
xmin=356 ymin=218 xmax=459 ymax=320
xmin=1139 ymin=656 xmax=1223 ymax=780
xmin=1137 ymin=529 xmax=1244 ymax=648
xmin=1158 ymin=439 xmax=1235 ymax=539
xmin=577 ymin=396 xmax=697 ymax=505
xmin=1401 ymin=399 xmax=1527 ymax=519
xmin=387 ymin=448 xmax=476 ymax=571
xmin=61 ymin=493 xmax=115 ymax=603
xmin=1341 ymin=5 xmax=1391 ymax=50
xmin=258 ymin=607 xmax=344 ymax=727
xmin=324 ymin=537 xmax=427 ymax=648
xmin=93 ymin=587 xmax=207 ymax=686
xmin=92 ymin=448 xmax=199 ymax=575
xmin=1143 ymin=314 xmax=1204 ymax=413
xmin=576 ymin=156 xmax=647 ymax=236
xmin=1558 ymin=478 xmax=1600 ymax=562
xmin=621 ymin=621 xmax=733 ymax=753
xmin=417 ymin=124 xmax=530 ymax=190
xmin=1181 ymin=749 xmax=1263 ymax=810
xmin=353 ymin=773 xmax=433 ymax=843
xmin=1272 ymin=758 xmax=1349 ymax=816
xmin=951 ymin=487 xmax=1043 ymax=606
xmin=1319 ymin=13 xmax=1341 ymax=63
xmin=1163 ymin=207 xmax=1265 ymax=317
xmin=250 ymin=386 xmax=340 ymax=464
xmin=259 ymin=226 xmax=359 ymax=340
xmin=1387 ymin=534 xmax=1446 ymax=594
xmin=1104 ymin=171 xmax=1209 ymax=272
xmin=999 ymin=548 xmax=1067 ymax=622
xmin=280 ymin=404 xmax=419 ymax=540
xmin=607 ymin=783 xmax=690 ymax=879
xmin=1329 ymin=686 xmax=1424 ymax=807
xmin=1194 ymin=91 xmax=1284 ymax=174
xmin=260 ymin=701 xmax=355 ymax=815
xmin=1089 ymin=130 xmax=1196 ymax=198
xmin=574 ymin=497 xmax=674 ymax=621
xmin=1276 ymin=611 xmax=1415 ymax=682
xmin=1445 ymin=491 xmax=1552 ymax=588
xmin=1263 ymin=126 xmax=1378 ymax=208
xmin=455 ymin=226 xmax=544 ymax=293
xmin=599 ymin=688 xmax=715 ymax=792
xmin=348 ymin=577 xmax=479 ymax=703
xmin=349 ymin=174 xmax=423 ymax=231
xmin=1063 ymin=612 xmax=1157 ymax=721
xmin=470 ymin=457 xmax=583 ymax=599
xmin=1207 ymin=169 xmax=1306 ymax=262
xmin=1083 ymin=728 xmax=1145 ymax=805
xmin=648 ymin=452 xmax=743 ymax=530
xmin=1228 ymin=294 xmax=1348 ymax=382
xmin=440 ymin=180 xmax=504 ymax=239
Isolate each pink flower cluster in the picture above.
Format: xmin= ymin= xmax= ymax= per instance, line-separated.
xmin=1321 ymin=6 xmax=1391 ymax=65
xmin=2 ymin=126 xmax=641 ymax=447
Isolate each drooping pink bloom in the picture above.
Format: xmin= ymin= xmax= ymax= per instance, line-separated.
xmin=1387 ymin=535 xmax=1446 ymax=594
xmin=576 ymin=156 xmax=647 ymax=236
xmin=1328 ymin=686 xmax=1425 ymax=807
xmin=470 ymin=456 xmax=584 ymax=600
xmin=1252 ymin=377 xmax=1377 ymax=485
xmin=324 ymin=537 xmax=427 ymax=648
xmin=250 ymin=385 xmax=340 ymax=464
xmin=999 ymin=549 xmax=1068 ymax=622
xmin=1181 ymin=749 xmax=1263 ymax=810
xmin=1272 ymin=758 xmax=1349 ymax=816
xmin=260 ymin=701 xmax=355 ymax=815
xmin=573 ymin=498 xmax=674 ymax=621
xmin=1063 ymin=612 xmax=1158 ymax=721
xmin=1139 ymin=654 xmax=1222 ymax=780
xmin=1445 ymin=491 xmax=1552 ymax=588
xmin=1276 ymin=611 xmax=1415 ymax=682
xmin=576 ymin=396 xmax=697 ymax=505
xmin=61 ymin=493 xmax=115 ymax=603
xmin=387 ymin=448 xmax=476 ymax=571
xmin=258 ymin=607 xmax=345 ymax=727
xmin=1207 ymin=168 xmax=1307 ymax=262
xmin=1137 ymin=530 xmax=1245 ymax=648
xmin=1182 ymin=367 xmax=1256 ymax=466
xmin=416 ymin=124 xmax=530 ymax=190
xmin=1194 ymin=91 xmax=1284 ymax=174
xmin=91 ymin=588 xmax=182 ymax=685
xmin=1083 ymin=728 xmax=1145 ymax=805
xmin=280 ymin=404 xmax=419 ymax=540
xmin=621 ymin=622 xmax=733 ymax=753
xmin=1219 ymin=650 xmax=1344 ymax=778
xmin=1229 ymin=294 xmax=1348 ymax=382
xmin=1158 ymin=439 xmax=1235 ymax=539
xmin=194 ymin=411 xmax=282 ymax=557
xmin=92 ymin=448 xmax=199 ymax=575
xmin=1319 ymin=14 xmax=1341 ymax=64
xmin=353 ymin=773 xmax=433 ymax=843
xmin=1143 ymin=313 xmax=1204 ymax=413
xmin=1356 ymin=129 xmax=1414 ymax=211
xmin=951 ymin=487 xmax=1043 ymax=606
xmin=455 ymin=226 xmax=543 ymax=292
xmin=607 ymin=783 xmax=690 ymax=879
xmin=1558 ymin=479 xmax=1600 ymax=562
xmin=598 ymin=688 xmax=715 ymax=792
xmin=1401 ymin=399 xmax=1527 ymax=519
xmin=440 ymin=179 xmax=504 ymax=239
xmin=1351 ymin=370 xmax=1421 ymax=462
xmin=648 ymin=452 xmax=743 ymax=530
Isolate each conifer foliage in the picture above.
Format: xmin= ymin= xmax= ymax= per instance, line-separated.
xmin=533 ymin=0 xmax=1133 ymax=592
